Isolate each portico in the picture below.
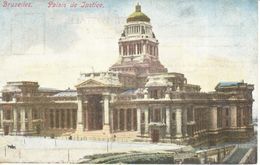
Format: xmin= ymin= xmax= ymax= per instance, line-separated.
xmin=75 ymin=73 xmax=123 ymax=134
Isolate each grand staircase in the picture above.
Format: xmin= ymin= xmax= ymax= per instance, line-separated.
xmin=71 ymin=130 xmax=138 ymax=142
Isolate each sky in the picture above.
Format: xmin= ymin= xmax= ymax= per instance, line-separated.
xmin=0 ymin=0 xmax=258 ymax=116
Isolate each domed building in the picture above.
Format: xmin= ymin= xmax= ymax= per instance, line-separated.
xmin=0 ymin=4 xmax=254 ymax=146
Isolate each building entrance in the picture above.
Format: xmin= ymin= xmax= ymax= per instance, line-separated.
xmin=86 ymin=95 xmax=103 ymax=130
xmin=36 ymin=124 xmax=41 ymax=134
xmin=151 ymin=129 xmax=160 ymax=143
xmin=4 ymin=125 xmax=9 ymax=135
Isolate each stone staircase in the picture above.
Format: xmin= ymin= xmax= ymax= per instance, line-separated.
xmin=40 ymin=129 xmax=75 ymax=138
xmin=71 ymin=130 xmax=138 ymax=142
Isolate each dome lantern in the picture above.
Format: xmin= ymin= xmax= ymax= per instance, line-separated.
xmin=126 ymin=3 xmax=150 ymax=23
xmin=135 ymin=3 xmax=141 ymax=12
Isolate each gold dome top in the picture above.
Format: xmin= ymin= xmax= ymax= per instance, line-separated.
xmin=127 ymin=4 xmax=150 ymax=23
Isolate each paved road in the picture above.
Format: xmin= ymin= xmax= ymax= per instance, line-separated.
xmin=224 ymin=147 xmax=249 ymax=164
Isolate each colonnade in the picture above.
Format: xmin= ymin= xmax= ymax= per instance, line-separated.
xmin=119 ymin=42 xmax=158 ymax=56
xmin=209 ymin=105 xmax=252 ymax=130
xmin=46 ymin=109 xmax=77 ymax=130
xmin=136 ymin=107 xmax=185 ymax=138
xmin=0 ymin=107 xmax=34 ymax=134
xmin=111 ymin=108 xmax=137 ymax=132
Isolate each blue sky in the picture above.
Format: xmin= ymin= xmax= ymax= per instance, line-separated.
xmin=0 ymin=0 xmax=258 ymax=116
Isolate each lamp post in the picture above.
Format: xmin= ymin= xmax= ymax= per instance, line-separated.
xmin=107 ymin=136 xmax=109 ymax=152
xmin=103 ymin=132 xmax=109 ymax=153
xmin=67 ymin=149 xmax=70 ymax=163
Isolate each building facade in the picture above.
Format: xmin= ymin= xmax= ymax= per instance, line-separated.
xmin=0 ymin=4 xmax=254 ymax=146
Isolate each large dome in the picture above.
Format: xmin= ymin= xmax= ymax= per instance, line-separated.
xmin=127 ymin=4 xmax=150 ymax=23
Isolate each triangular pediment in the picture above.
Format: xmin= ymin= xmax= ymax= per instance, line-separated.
xmin=75 ymin=79 xmax=106 ymax=88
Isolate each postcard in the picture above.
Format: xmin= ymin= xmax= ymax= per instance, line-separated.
xmin=0 ymin=0 xmax=257 ymax=164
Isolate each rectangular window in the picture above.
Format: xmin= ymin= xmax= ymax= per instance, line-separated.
xmin=187 ymin=107 xmax=193 ymax=122
xmin=226 ymin=108 xmax=229 ymax=116
xmin=151 ymin=89 xmax=158 ymax=99
xmin=237 ymin=107 xmax=241 ymax=127
xmin=217 ymin=107 xmax=222 ymax=128
xmin=50 ymin=110 xmax=54 ymax=128
xmin=4 ymin=110 xmax=12 ymax=120
xmin=154 ymin=109 xmax=161 ymax=122
xmin=141 ymin=112 xmax=145 ymax=123
xmin=17 ymin=112 xmax=20 ymax=121
xmin=171 ymin=113 xmax=176 ymax=121
xmin=25 ymin=112 xmax=28 ymax=119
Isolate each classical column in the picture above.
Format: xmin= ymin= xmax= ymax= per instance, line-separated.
xmin=166 ymin=107 xmax=171 ymax=135
xmin=47 ymin=110 xmax=51 ymax=129
xmin=20 ymin=108 xmax=26 ymax=133
xmin=140 ymin=42 xmax=143 ymax=54
xmin=121 ymin=45 xmax=124 ymax=55
xmin=45 ymin=109 xmax=49 ymax=129
xmin=124 ymin=109 xmax=127 ymax=131
xmin=241 ymin=107 xmax=244 ymax=126
xmin=49 ymin=110 xmax=52 ymax=129
xmin=40 ymin=109 xmax=44 ymax=128
xmin=143 ymin=42 xmax=146 ymax=54
xmin=182 ymin=108 xmax=188 ymax=136
xmin=110 ymin=109 xmax=114 ymax=132
xmin=28 ymin=108 xmax=33 ymax=132
xmin=56 ymin=110 xmax=59 ymax=128
xmin=131 ymin=109 xmax=135 ymax=131
xmin=66 ymin=110 xmax=70 ymax=129
xmin=137 ymin=108 xmax=141 ymax=133
xmin=210 ymin=106 xmax=218 ymax=130
xmin=176 ymin=108 xmax=182 ymax=138
xmin=59 ymin=110 xmax=62 ymax=129
xmin=103 ymin=93 xmax=110 ymax=132
xmin=53 ymin=110 xmax=56 ymax=129
xmin=64 ymin=109 xmax=67 ymax=129
xmin=249 ymin=106 xmax=252 ymax=125
xmin=13 ymin=108 xmax=17 ymax=133
xmin=84 ymin=101 xmax=89 ymax=131
xmin=230 ymin=105 xmax=237 ymax=128
xmin=135 ymin=44 xmax=138 ymax=55
xmin=151 ymin=109 xmax=155 ymax=122
xmin=84 ymin=110 xmax=88 ymax=131
xmin=117 ymin=109 xmax=120 ymax=131
xmin=0 ymin=108 xmax=3 ymax=131
xmin=70 ymin=110 xmax=73 ymax=129
xmin=119 ymin=44 xmax=121 ymax=55
xmin=112 ymin=109 xmax=116 ymax=131
xmin=126 ymin=45 xmax=129 ymax=55
xmin=76 ymin=94 xmax=84 ymax=132
xmin=160 ymin=109 xmax=163 ymax=122
xmin=144 ymin=107 xmax=149 ymax=134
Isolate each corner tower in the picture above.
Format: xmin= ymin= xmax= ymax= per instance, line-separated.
xmin=109 ymin=4 xmax=167 ymax=77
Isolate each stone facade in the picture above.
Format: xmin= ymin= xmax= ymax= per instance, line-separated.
xmin=0 ymin=4 xmax=254 ymax=146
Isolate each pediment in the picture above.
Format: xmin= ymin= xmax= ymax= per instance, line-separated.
xmin=75 ymin=79 xmax=106 ymax=88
